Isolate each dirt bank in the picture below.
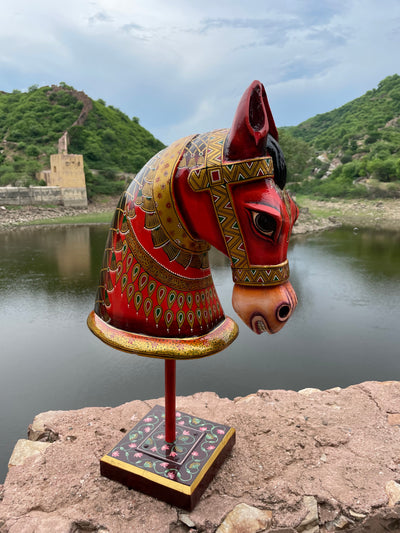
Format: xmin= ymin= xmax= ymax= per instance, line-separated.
xmin=0 ymin=196 xmax=399 ymax=233
xmin=294 ymin=197 xmax=400 ymax=233
xmin=0 ymin=196 xmax=118 ymax=231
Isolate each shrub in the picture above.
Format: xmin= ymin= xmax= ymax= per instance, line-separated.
xmin=0 ymin=171 xmax=16 ymax=185
xmin=102 ymin=128 xmax=117 ymax=144
xmin=26 ymin=144 xmax=40 ymax=157
xmin=367 ymin=158 xmax=398 ymax=182
xmin=337 ymin=161 xmax=363 ymax=181
xmin=341 ymin=152 xmax=352 ymax=164
xmin=131 ymin=154 xmax=147 ymax=172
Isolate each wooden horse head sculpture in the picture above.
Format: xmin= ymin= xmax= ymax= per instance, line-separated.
xmin=88 ymin=81 xmax=298 ymax=359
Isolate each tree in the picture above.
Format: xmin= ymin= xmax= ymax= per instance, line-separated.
xmin=278 ymin=129 xmax=312 ymax=181
xmin=26 ymin=144 xmax=40 ymax=157
xmin=367 ymin=158 xmax=397 ymax=182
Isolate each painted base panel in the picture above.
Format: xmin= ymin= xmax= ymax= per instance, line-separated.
xmin=100 ymin=405 xmax=235 ymax=510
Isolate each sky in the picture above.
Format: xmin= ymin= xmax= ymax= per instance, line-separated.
xmin=1 ymin=0 xmax=399 ymax=145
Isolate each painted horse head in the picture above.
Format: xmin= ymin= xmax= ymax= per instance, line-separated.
xmin=88 ymin=81 xmax=298 ymax=359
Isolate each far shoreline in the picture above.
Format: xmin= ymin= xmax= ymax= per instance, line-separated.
xmin=293 ymin=196 xmax=400 ymax=234
xmin=0 ymin=196 xmax=399 ymax=234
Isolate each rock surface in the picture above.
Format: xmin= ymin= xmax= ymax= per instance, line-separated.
xmin=8 ymin=440 xmax=52 ymax=468
xmin=2 ymin=382 xmax=400 ymax=532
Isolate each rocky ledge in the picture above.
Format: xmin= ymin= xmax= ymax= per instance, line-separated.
xmin=1 ymin=382 xmax=400 ymax=532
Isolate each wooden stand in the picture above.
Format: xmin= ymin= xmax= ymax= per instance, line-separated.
xmin=100 ymin=361 xmax=235 ymax=510
xmin=165 ymin=360 xmax=176 ymax=444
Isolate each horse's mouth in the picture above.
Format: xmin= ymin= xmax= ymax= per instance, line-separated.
xmin=251 ymin=314 xmax=270 ymax=334
xmin=250 ymin=309 xmax=290 ymax=335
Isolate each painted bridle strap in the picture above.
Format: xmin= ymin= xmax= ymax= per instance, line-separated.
xmin=188 ymin=131 xmax=274 ymax=269
xmin=232 ymin=260 xmax=290 ymax=286
xmin=188 ymin=130 xmax=290 ymax=286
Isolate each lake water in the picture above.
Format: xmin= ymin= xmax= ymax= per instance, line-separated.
xmin=1 ymin=224 xmax=399 ymax=482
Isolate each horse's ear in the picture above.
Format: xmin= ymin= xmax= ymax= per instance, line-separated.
xmin=224 ymin=80 xmax=279 ymax=161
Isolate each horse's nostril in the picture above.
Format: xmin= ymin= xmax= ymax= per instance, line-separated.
xmin=277 ymin=304 xmax=291 ymax=321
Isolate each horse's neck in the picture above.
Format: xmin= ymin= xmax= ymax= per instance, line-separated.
xmin=171 ymin=131 xmax=230 ymax=258
xmin=95 ymin=139 xmax=226 ymax=338
xmin=129 ymin=137 xmax=211 ymax=277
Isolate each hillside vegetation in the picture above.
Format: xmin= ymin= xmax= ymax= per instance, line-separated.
xmin=1 ymin=76 xmax=399 ymax=201
xmin=0 ymin=83 xmax=164 ymax=197
xmin=280 ymin=74 xmax=400 ymax=198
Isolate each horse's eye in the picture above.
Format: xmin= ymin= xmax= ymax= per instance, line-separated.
xmin=252 ymin=211 xmax=276 ymax=237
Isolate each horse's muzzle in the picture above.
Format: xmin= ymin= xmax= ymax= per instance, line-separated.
xmin=232 ymin=281 xmax=297 ymax=334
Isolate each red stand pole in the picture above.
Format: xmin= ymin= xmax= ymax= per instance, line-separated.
xmin=165 ymin=359 xmax=176 ymax=444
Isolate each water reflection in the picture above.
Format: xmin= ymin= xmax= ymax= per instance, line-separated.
xmin=55 ymin=226 xmax=91 ymax=278
xmin=0 ymin=225 xmax=399 ymax=483
xmin=294 ymin=227 xmax=400 ymax=279
xmin=0 ymin=226 xmax=105 ymax=294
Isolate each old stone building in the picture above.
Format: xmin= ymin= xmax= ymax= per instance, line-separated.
xmin=37 ymin=131 xmax=88 ymax=207
xmin=47 ymin=153 xmax=85 ymax=188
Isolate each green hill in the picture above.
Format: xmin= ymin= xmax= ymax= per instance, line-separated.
xmin=1 ymin=77 xmax=399 ymax=201
xmin=0 ymin=83 xmax=165 ymax=197
xmin=281 ymin=74 xmax=400 ymax=198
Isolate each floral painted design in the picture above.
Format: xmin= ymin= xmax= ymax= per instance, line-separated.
xmin=106 ymin=405 xmax=232 ymax=487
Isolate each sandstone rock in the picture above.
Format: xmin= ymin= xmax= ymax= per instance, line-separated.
xmin=297 ymin=496 xmax=318 ymax=533
xmin=298 ymin=388 xmax=321 ymax=396
xmin=269 ymin=529 xmax=297 ymax=533
xmin=27 ymin=410 xmax=60 ymax=442
xmin=179 ymin=512 xmax=195 ymax=528
xmin=215 ymin=503 xmax=272 ymax=532
xmin=1 ymin=383 xmax=400 ymax=531
xmin=348 ymin=509 xmax=366 ymax=520
xmin=387 ymin=413 xmax=400 ymax=426
xmin=385 ymin=480 xmax=400 ymax=507
xmin=333 ymin=514 xmax=353 ymax=529
xmin=8 ymin=439 xmax=52 ymax=468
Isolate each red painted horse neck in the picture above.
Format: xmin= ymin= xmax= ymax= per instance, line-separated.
xmin=93 ymin=135 xmax=226 ymax=341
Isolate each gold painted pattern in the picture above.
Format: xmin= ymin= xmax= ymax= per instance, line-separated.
xmin=188 ymin=130 xmax=278 ymax=270
xmin=125 ymin=219 xmax=212 ymax=292
xmin=152 ymin=135 xmax=209 ymax=254
xmin=87 ymin=311 xmax=239 ymax=359
xmin=232 ymin=260 xmax=290 ymax=286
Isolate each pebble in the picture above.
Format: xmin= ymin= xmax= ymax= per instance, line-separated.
xmin=216 ymin=503 xmax=272 ymax=533
xmin=385 ymin=480 xmax=400 ymax=506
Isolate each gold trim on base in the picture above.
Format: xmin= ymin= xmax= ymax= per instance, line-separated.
xmin=100 ymin=427 xmax=236 ymax=496
xmin=87 ymin=311 xmax=238 ymax=359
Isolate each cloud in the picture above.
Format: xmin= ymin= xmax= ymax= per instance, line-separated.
xmin=88 ymin=11 xmax=113 ymax=25
xmin=121 ymin=22 xmax=145 ymax=33
xmin=294 ymin=1 xmax=346 ymax=25
xmin=199 ymin=17 xmax=287 ymax=33
xmin=0 ymin=0 xmax=399 ymax=144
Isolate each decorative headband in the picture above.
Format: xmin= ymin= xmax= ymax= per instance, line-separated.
xmin=188 ymin=130 xmax=290 ymax=286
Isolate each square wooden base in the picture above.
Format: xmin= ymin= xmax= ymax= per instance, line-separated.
xmin=100 ymin=405 xmax=235 ymax=510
